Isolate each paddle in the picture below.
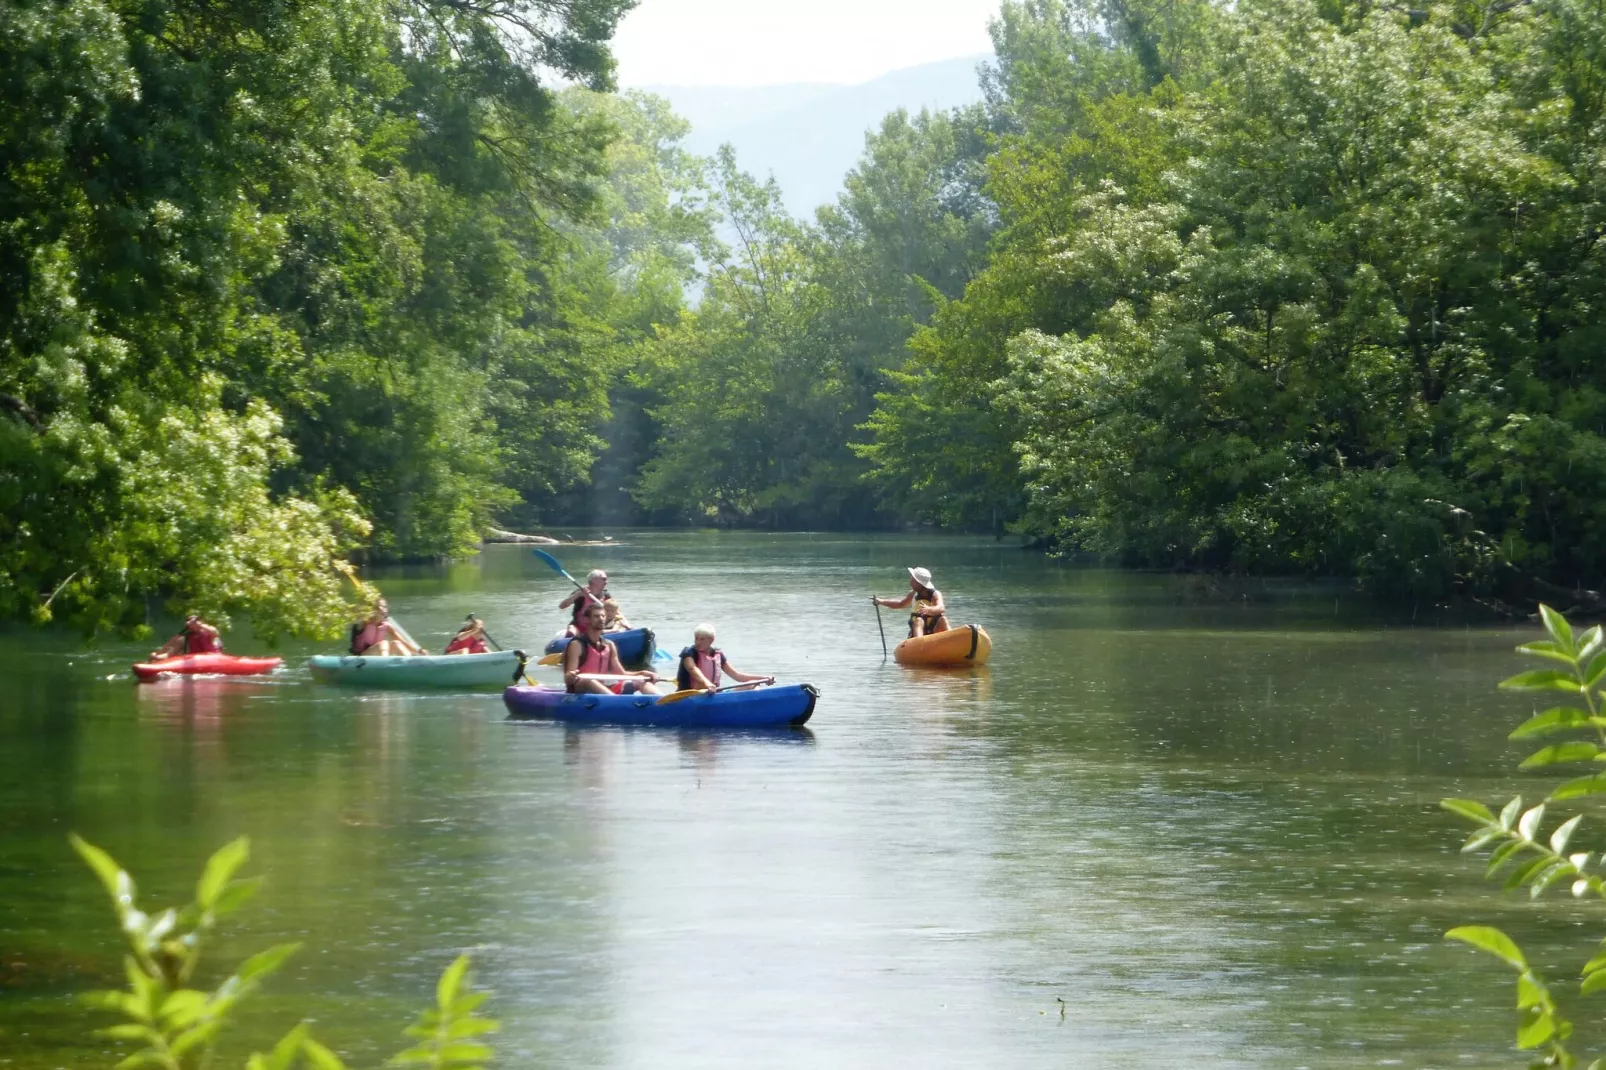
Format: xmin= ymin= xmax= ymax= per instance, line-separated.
xmin=871 ymin=596 xmax=888 ymax=659
xmin=532 ymin=548 xmax=605 ymax=609
xmin=386 ymin=616 xmax=426 ymax=656
xmin=656 ymin=679 xmax=772 ymax=705
xmin=532 ymin=549 xmax=608 ymax=664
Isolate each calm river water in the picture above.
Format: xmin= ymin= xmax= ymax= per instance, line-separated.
xmin=0 ymin=533 xmax=1580 ymax=1068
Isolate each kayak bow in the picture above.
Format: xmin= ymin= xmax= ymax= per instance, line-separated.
xmin=892 ymin=624 xmax=992 ymax=668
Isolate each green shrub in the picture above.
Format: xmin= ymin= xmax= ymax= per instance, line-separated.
xmin=70 ymin=836 xmax=496 ymax=1070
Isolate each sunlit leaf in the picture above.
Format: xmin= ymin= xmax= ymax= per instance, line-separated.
xmin=1517 ymin=1005 xmax=1555 ymax=1048
xmin=1551 ymin=815 xmax=1583 ymax=854
xmin=437 ymin=954 xmax=471 ymax=1011
xmin=1510 ymin=708 xmax=1594 ymax=740
xmin=71 ymin=835 xmax=130 ymax=909
xmin=1522 ymin=742 xmax=1600 ymax=769
xmin=1550 ymin=774 xmax=1606 ymax=801
xmin=1442 ymin=798 xmax=1496 ymax=823
xmin=1508 ymin=856 xmax=1552 ymax=890
xmin=1517 ymin=640 xmax=1576 ymax=666
xmin=237 ymin=942 xmax=300 ymax=984
xmin=1447 ymin=926 xmax=1527 ymax=968
xmin=1541 ymin=605 xmax=1574 ymax=651
xmin=1501 ymin=670 xmax=1582 ymax=694
xmin=1488 ymin=840 xmax=1525 ymax=875
xmin=213 ymin=876 xmax=263 ymax=918
xmin=1519 ymin=804 xmax=1547 ymax=842
xmin=197 ymin=838 xmax=250 ymax=911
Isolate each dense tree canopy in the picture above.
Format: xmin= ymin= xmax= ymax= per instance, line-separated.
xmin=8 ymin=0 xmax=1606 ymax=637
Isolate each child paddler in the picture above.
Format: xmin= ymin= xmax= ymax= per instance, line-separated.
xmin=676 ymin=623 xmax=775 ymax=694
xmin=444 ymin=616 xmax=490 ymax=655
xmin=565 ymin=602 xmax=662 ymax=695
xmin=872 ymin=566 xmax=951 ymax=638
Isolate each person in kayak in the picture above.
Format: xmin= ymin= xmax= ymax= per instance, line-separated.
xmin=149 ymin=615 xmax=223 ymax=661
xmin=602 ymin=597 xmax=631 ymax=632
xmin=872 ymin=566 xmax=951 ymax=638
xmin=350 ymin=598 xmax=426 ymax=656
xmin=565 ymin=602 xmax=662 ymax=695
xmin=559 ymin=569 xmax=610 ymax=636
xmin=444 ymin=617 xmax=490 ymax=655
xmin=676 ymin=624 xmax=775 ymax=694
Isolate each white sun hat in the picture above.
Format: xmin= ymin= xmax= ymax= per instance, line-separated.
xmin=908 ymin=566 xmax=934 ymax=588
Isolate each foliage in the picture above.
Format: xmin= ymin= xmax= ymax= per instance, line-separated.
xmin=0 ymin=0 xmax=638 ymax=634
xmin=1443 ymin=605 xmax=1606 ymax=1064
xmin=71 ymin=834 xmax=495 ymax=1070
xmin=856 ymin=0 xmax=1606 ymax=594
xmin=634 ymin=108 xmax=996 ymax=528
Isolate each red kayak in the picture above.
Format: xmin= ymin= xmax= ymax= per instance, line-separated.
xmin=132 ymin=654 xmax=283 ymax=682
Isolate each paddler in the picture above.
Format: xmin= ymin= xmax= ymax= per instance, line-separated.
xmin=872 ymin=566 xmax=951 ymax=638
xmin=602 ymin=597 xmax=631 ymax=632
xmin=676 ymin=624 xmax=775 ymax=694
xmin=559 ymin=568 xmax=610 ymax=637
xmin=349 ymin=597 xmax=426 ymax=656
xmin=565 ymin=602 xmax=661 ymax=695
xmin=149 ymin=615 xmax=223 ymax=661
xmin=444 ymin=616 xmax=490 ymax=655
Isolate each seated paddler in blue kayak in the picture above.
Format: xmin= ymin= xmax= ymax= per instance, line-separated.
xmin=565 ymin=602 xmax=663 ymax=695
xmin=677 ymin=624 xmax=775 ymax=694
xmin=872 ymin=566 xmax=950 ymax=638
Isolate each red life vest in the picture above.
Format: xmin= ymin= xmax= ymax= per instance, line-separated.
xmin=445 ymin=634 xmax=488 ymax=654
xmin=571 ymin=588 xmax=608 ymax=625
xmin=184 ymin=627 xmax=221 ymax=654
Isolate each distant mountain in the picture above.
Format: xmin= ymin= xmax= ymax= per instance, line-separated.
xmin=637 ymin=54 xmax=990 ymax=217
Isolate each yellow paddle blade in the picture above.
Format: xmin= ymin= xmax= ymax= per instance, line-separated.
xmin=655 ymin=689 xmax=704 ymax=705
xmin=537 ymin=653 xmax=562 ymax=666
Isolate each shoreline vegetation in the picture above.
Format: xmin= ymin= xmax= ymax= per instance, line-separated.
xmin=6 ymin=0 xmax=1606 ymax=638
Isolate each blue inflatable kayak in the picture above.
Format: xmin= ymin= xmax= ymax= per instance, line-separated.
xmin=542 ymin=627 xmax=655 ymax=668
xmin=503 ymin=683 xmax=817 ymax=728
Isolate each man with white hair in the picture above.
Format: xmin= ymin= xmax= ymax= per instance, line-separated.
xmin=676 ymin=623 xmax=775 ymax=694
xmin=559 ymin=568 xmax=611 ymax=637
xmin=872 ymin=566 xmax=950 ymax=638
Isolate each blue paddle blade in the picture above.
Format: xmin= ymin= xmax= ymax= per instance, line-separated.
xmin=531 ymin=549 xmax=564 ymax=572
xmin=651 ymin=648 xmax=674 ymax=664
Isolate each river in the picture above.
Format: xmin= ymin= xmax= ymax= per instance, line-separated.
xmin=0 ymin=532 xmax=1575 ymax=1068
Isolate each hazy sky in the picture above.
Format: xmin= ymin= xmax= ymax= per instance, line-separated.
xmin=612 ymin=0 xmax=1001 ymax=87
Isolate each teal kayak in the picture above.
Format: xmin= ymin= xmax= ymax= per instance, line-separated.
xmin=308 ymin=651 xmax=523 ymax=689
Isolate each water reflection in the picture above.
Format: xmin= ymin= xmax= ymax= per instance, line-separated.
xmin=0 ymin=535 xmax=1551 ymax=1068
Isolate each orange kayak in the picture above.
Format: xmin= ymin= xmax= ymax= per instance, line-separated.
xmin=893 ymin=624 xmax=992 ymax=667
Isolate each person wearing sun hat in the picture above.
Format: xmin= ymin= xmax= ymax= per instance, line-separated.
xmin=871 ymin=566 xmax=950 ymax=638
